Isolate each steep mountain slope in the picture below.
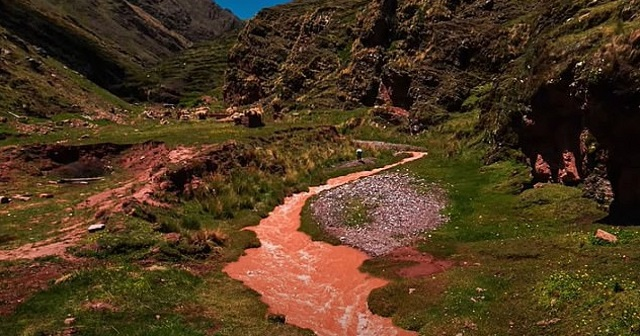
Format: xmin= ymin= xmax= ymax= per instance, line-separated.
xmin=0 ymin=24 xmax=130 ymax=134
xmin=0 ymin=0 xmax=242 ymax=98
xmin=224 ymin=0 xmax=369 ymax=109
xmin=226 ymin=0 xmax=640 ymax=219
xmin=224 ymin=0 xmax=536 ymax=113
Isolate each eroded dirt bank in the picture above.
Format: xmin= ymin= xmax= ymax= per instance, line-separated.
xmin=224 ymin=153 xmax=426 ymax=336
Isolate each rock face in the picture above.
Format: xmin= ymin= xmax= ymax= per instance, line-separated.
xmin=224 ymin=0 xmax=534 ymax=129
xmin=488 ymin=1 xmax=640 ymax=219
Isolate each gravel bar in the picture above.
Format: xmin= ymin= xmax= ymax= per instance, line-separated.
xmin=310 ymin=171 xmax=448 ymax=256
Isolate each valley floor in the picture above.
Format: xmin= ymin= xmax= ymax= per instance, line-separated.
xmin=1 ymin=110 xmax=639 ymax=336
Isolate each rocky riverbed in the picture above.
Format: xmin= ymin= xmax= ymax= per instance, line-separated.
xmin=310 ymin=171 xmax=448 ymax=256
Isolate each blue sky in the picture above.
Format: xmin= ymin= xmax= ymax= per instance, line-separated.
xmin=216 ymin=0 xmax=291 ymax=19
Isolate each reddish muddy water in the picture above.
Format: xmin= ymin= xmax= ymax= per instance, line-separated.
xmin=224 ymin=153 xmax=426 ymax=336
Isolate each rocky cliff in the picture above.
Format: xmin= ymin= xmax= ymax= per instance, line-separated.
xmin=225 ymin=0 xmax=640 ymax=220
xmin=225 ymin=0 xmax=538 ymax=123
xmin=486 ymin=0 xmax=640 ymax=220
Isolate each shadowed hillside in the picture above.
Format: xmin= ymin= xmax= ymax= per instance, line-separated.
xmin=0 ymin=0 xmax=242 ymax=99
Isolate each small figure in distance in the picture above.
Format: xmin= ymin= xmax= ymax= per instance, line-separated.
xmin=356 ymin=148 xmax=363 ymax=162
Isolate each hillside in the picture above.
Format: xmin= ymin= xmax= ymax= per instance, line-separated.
xmin=0 ymin=23 xmax=131 ymax=139
xmin=225 ymin=0 xmax=640 ymax=219
xmin=149 ymin=31 xmax=240 ymax=104
xmin=0 ymin=0 xmax=242 ymax=99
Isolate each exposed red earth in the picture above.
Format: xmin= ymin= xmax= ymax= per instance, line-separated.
xmin=224 ymin=153 xmax=427 ymax=336
xmin=0 ymin=143 xmax=200 ymax=261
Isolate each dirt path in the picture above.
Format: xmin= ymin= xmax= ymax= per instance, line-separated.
xmin=224 ymin=152 xmax=426 ymax=336
xmin=0 ymin=144 xmax=198 ymax=261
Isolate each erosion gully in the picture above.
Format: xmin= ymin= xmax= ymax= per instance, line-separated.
xmin=224 ymin=153 xmax=426 ymax=336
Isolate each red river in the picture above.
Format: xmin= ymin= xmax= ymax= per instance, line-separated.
xmin=224 ymin=153 xmax=426 ymax=336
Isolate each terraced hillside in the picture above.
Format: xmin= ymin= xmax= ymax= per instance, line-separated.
xmin=150 ymin=31 xmax=240 ymax=104
xmin=0 ymin=0 xmax=242 ymax=98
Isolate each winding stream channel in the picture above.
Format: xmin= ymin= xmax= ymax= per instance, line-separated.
xmin=224 ymin=153 xmax=426 ymax=336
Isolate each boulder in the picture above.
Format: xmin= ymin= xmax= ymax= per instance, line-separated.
xmin=534 ymin=154 xmax=552 ymax=183
xmin=13 ymin=195 xmax=31 ymax=202
xmin=242 ymin=106 xmax=265 ymax=128
xmin=0 ymin=196 xmax=10 ymax=204
xmin=88 ymin=223 xmax=106 ymax=233
xmin=194 ymin=106 xmax=210 ymax=120
xmin=595 ymin=229 xmax=618 ymax=243
xmin=559 ymin=150 xmax=581 ymax=184
xmin=39 ymin=193 xmax=54 ymax=199
xmin=164 ymin=233 xmax=182 ymax=245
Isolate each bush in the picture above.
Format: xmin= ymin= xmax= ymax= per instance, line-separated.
xmin=180 ymin=216 xmax=202 ymax=230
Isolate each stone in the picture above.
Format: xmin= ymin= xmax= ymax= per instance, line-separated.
xmin=0 ymin=116 xmax=7 ymax=123
xmin=558 ymin=150 xmax=581 ymax=184
xmin=241 ymin=106 xmax=265 ymax=128
xmin=595 ymin=229 xmax=618 ymax=243
xmin=84 ymin=301 xmax=117 ymax=312
xmin=536 ymin=318 xmax=561 ymax=326
xmin=54 ymin=274 xmax=73 ymax=285
xmin=0 ymin=196 xmax=10 ymax=204
xmin=64 ymin=317 xmax=76 ymax=325
xmin=194 ymin=106 xmax=210 ymax=120
xmin=39 ymin=193 xmax=54 ymax=199
xmin=13 ymin=195 xmax=31 ymax=202
xmin=146 ymin=265 xmax=168 ymax=272
xmin=267 ymin=313 xmax=286 ymax=324
xmin=164 ymin=233 xmax=182 ymax=245
xmin=88 ymin=223 xmax=106 ymax=233
xmin=534 ymin=154 xmax=552 ymax=182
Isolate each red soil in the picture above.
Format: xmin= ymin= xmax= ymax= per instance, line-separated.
xmin=224 ymin=153 xmax=426 ymax=336
xmin=0 ymin=143 xmax=199 ymax=261
xmin=390 ymin=247 xmax=454 ymax=278
xmin=0 ymin=219 xmax=85 ymax=262
xmin=0 ymin=259 xmax=85 ymax=315
xmin=83 ymin=143 xmax=195 ymax=212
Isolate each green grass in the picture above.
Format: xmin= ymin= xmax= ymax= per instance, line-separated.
xmin=0 ymin=107 xmax=373 ymax=147
xmin=0 ymin=175 xmax=119 ymax=250
xmin=345 ymin=113 xmax=640 ymax=335
xmin=0 ymin=265 xmax=208 ymax=335
xmin=288 ymin=110 xmax=640 ymax=335
xmin=342 ymin=198 xmax=372 ymax=228
xmin=1 ymin=124 xmax=392 ymax=335
xmin=5 ymin=104 xmax=640 ymax=335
